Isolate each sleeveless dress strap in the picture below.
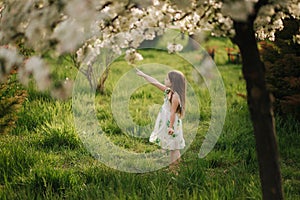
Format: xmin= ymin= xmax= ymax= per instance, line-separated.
xmin=164 ymin=88 xmax=182 ymax=113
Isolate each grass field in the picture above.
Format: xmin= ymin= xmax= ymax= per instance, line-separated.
xmin=0 ymin=42 xmax=300 ymax=199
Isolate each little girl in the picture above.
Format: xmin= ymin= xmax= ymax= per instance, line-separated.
xmin=136 ymin=68 xmax=186 ymax=172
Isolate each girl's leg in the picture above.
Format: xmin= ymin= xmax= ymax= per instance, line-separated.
xmin=169 ymin=150 xmax=181 ymax=174
xmin=170 ymin=150 xmax=181 ymax=163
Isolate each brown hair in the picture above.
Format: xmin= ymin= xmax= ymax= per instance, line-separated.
xmin=168 ymin=70 xmax=186 ymax=118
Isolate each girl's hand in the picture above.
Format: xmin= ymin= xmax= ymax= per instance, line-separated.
xmin=168 ymin=127 xmax=174 ymax=135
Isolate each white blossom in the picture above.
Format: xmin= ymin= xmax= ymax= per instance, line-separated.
xmin=52 ymin=19 xmax=85 ymax=55
xmin=287 ymin=2 xmax=300 ymax=19
xmin=273 ymin=19 xmax=284 ymax=30
xmin=24 ymin=56 xmax=51 ymax=91
xmin=65 ymin=0 xmax=97 ymax=26
xmin=125 ymin=49 xmax=143 ymax=65
xmin=153 ymin=0 xmax=160 ymax=6
xmin=293 ymin=34 xmax=300 ymax=44
xmin=112 ymin=45 xmax=122 ymax=55
xmin=259 ymin=5 xmax=275 ymax=16
xmin=222 ymin=0 xmax=255 ymax=22
xmin=144 ymin=29 xmax=156 ymax=40
xmin=0 ymin=46 xmax=22 ymax=81
xmin=167 ymin=43 xmax=183 ymax=54
xmin=169 ymin=0 xmax=193 ymax=11
xmin=24 ymin=3 xmax=61 ymax=51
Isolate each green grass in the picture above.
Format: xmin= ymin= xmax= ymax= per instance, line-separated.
xmin=0 ymin=47 xmax=299 ymax=199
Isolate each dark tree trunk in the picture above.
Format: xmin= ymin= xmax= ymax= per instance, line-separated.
xmin=233 ymin=20 xmax=284 ymax=199
xmin=97 ymin=66 xmax=109 ymax=95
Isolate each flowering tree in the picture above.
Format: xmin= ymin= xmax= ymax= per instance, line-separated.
xmin=1 ymin=0 xmax=299 ymax=199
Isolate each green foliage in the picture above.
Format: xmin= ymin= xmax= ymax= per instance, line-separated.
xmin=260 ymin=19 xmax=300 ymax=121
xmin=0 ymin=43 xmax=299 ymax=199
xmin=0 ymin=73 xmax=27 ymax=134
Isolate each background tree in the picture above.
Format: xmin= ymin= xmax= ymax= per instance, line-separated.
xmin=260 ymin=18 xmax=300 ymax=121
xmin=232 ymin=5 xmax=282 ymax=198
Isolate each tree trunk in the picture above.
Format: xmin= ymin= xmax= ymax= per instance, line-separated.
xmin=233 ymin=21 xmax=284 ymax=200
xmin=97 ymin=66 xmax=110 ymax=95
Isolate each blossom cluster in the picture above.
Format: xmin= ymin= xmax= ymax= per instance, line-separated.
xmin=125 ymin=49 xmax=143 ymax=65
xmin=0 ymin=0 xmax=299 ymax=98
xmin=167 ymin=43 xmax=183 ymax=54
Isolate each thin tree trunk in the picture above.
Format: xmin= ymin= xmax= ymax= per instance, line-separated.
xmin=97 ymin=66 xmax=109 ymax=95
xmin=233 ymin=21 xmax=284 ymax=199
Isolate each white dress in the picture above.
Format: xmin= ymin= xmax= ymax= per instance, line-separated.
xmin=149 ymin=88 xmax=185 ymax=150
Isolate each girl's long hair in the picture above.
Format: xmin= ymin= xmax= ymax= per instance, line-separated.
xmin=168 ymin=70 xmax=186 ymax=118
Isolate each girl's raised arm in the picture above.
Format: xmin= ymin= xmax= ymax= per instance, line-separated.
xmin=136 ymin=68 xmax=167 ymax=92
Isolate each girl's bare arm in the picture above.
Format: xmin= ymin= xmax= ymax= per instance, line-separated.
xmin=168 ymin=93 xmax=180 ymax=135
xmin=136 ymin=68 xmax=167 ymax=92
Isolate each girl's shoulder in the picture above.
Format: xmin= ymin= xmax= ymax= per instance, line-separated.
xmin=171 ymin=92 xmax=180 ymax=105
